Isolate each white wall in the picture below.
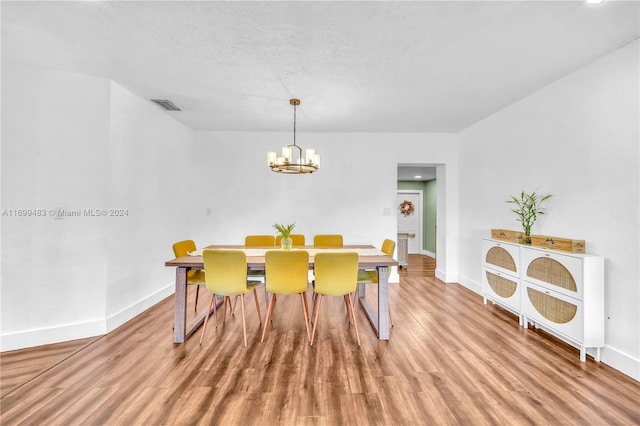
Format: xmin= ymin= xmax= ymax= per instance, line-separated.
xmin=1 ymin=62 xmax=111 ymax=348
xmin=1 ymin=63 xmax=192 ymax=350
xmin=457 ymin=40 xmax=640 ymax=380
xmin=105 ymin=82 xmax=194 ymax=329
xmin=188 ymin=131 xmax=459 ymax=284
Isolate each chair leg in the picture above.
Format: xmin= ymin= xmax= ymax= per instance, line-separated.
xmin=352 ymin=292 xmax=359 ymax=321
xmin=310 ymin=294 xmax=323 ymax=346
xmin=344 ymin=295 xmax=352 ymax=325
xmin=213 ymin=295 xmax=219 ymax=328
xmin=240 ymin=294 xmax=247 ymax=347
xmin=300 ymin=293 xmax=311 ymax=343
xmin=311 ymin=291 xmax=319 ymax=324
xmin=194 ymin=285 xmax=200 ymax=312
xmin=346 ymin=292 xmax=361 ymax=346
xmin=260 ymin=294 xmax=276 ymax=343
xmin=200 ymin=293 xmax=216 ymax=345
xmin=252 ymin=288 xmax=262 ymax=324
xmin=271 ymin=294 xmax=277 ymax=323
xmin=301 ymin=290 xmax=309 ymax=318
xmin=223 ymin=297 xmax=228 ymax=323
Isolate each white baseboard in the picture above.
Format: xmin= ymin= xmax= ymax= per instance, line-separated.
xmin=106 ymin=283 xmax=174 ymax=332
xmin=435 ymin=268 xmax=458 ymax=284
xmin=600 ymin=345 xmax=640 ymax=381
xmin=1 ymin=283 xmax=175 ymax=352
xmin=421 ymin=250 xmax=435 ymax=258
xmin=1 ymin=319 xmax=106 ymax=352
xmin=457 ymin=274 xmax=482 ymax=294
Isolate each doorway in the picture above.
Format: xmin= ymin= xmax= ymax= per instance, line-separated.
xmin=397 ymin=163 xmax=444 ymax=282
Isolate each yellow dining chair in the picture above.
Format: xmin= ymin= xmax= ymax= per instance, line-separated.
xmin=310 ymin=234 xmax=343 ymax=300
xmin=355 ymin=239 xmax=396 ymax=326
xmin=313 ymin=234 xmax=343 ymax=247
xmin=245 ymin=235 xmax=276 ymax=247
xmin=200 ymin=249 xmax=262 ymax=347
xmin=275 ymin=234 xmax=306 ymax=247
xmin=261 ymin=250 xmax=311 ymax=343
xmin=172 ymin=240 xmax=206 ymax=312
xmin=244 ymin=235 xmax=275 ymax=285
xmin=310 ymin=252 xmax=360 ymax=346
xmin=245 ymin=235 xmax=275 ymax=299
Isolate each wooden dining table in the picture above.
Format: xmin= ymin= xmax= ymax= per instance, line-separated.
xmin=165 ymin=245 xmax=398 ymax=343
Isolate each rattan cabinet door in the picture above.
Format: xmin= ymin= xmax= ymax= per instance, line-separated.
xmin=521 ymin=248 xmax=583 ymax=300
xmin=482 ymin=239 xmax=520 ymax=276
xmin=482 ymin=267 xmax=520 ymax=312
xmin=522 ymin=281 xmax=583 ymax=343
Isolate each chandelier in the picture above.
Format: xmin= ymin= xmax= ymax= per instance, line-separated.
xmin=267 ymin=99 xmax=320 ymax=174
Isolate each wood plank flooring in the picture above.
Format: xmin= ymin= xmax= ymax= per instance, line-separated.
xmin=2 ymin=255 xmax=639 ymax=425
xmin=399 ymin=253 xmax=436 ymax=278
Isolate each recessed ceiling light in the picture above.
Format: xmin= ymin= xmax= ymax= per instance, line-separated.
xmin=586 ymin=0 xmax=604 ymax=4
xmin=414 ymin=175 xmax=422 ymax=179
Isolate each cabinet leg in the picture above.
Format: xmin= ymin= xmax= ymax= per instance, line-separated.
xmin=580 ymin=346 xmax=586 ymax=363
xmin=596 ymin=347 xmax=601 ymax=362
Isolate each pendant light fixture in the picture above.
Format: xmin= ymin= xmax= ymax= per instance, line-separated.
xmin=267 ymin=99 xmax=320 ymax=174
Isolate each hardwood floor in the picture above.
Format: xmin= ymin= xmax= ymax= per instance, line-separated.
xmin=2 ymin=255 xmax=639 ymax=425
xmin=399 ymin=253 xmax=436 ymax=277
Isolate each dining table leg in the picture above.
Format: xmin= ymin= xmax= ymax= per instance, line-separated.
xmin=356 ymin=265 xmax=390 ymax=340
xmin=358 ymin=281 xmax=366 ymax=299
xmin=174 ymin=267 xmax=188 ymax=343
xmin=377 ymin=266 xmax=390 ymax=340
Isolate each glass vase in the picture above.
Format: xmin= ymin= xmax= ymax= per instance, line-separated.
xmin=281 ymin=236 xmax=292 ymax=250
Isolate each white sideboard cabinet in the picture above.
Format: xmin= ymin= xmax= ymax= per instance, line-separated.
xmin=481 ymin=238 xmax=604 ymax=362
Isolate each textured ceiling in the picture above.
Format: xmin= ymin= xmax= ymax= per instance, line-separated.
xmin=2 ymin=1 xmax=638 ymax=133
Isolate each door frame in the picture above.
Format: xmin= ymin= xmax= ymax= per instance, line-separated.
xmin=397 ymin=189 xmax=424 ymax=254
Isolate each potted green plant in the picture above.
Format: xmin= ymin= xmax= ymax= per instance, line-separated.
xmin=507 ymin=191 xmax=552 ymax=244
xmin=273 ymin=222 xmax=295 ymax=250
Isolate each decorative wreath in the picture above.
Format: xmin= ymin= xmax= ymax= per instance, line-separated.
xmin=399 ymin=200 xmax=415 ymax=217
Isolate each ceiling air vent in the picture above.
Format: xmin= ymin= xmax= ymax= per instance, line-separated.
xmin=150 ymin=99 xmax=181 ymax=111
